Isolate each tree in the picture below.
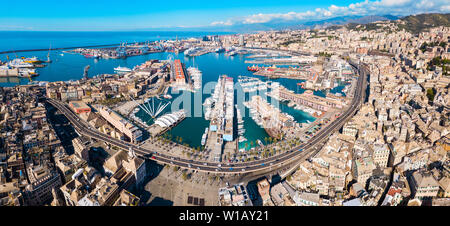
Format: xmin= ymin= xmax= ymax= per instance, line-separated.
xmin=426 ymin=88 xmax=436 ymax=102
xmin=287 ymin=175 xmax=292 ymax=182
xmin=182 ymin=172 xmax=188 ymax=181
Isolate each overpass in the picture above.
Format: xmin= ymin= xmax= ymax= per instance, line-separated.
xmin=46 ymin=56 xmax=368 ymax=176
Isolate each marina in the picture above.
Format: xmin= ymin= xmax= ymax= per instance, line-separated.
xmin=1 ymin=45 xmax=323 ymax=151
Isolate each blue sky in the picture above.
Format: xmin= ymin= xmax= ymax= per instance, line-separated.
xmin=1 ymin=0 xmax=448 ymax=31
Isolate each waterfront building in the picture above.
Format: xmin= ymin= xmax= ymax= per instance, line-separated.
xmin=173 ymin=59 xmax=186 ymax=85
xmin=97 ymin=105 xmax=143 ymax=143
xmin=279 ymin=88 xmax=343 ymax=112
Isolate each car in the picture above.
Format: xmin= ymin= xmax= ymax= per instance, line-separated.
xmin=197 ymin=167 xmax=200 ymax=170
xmin=151 ymin=156 xmax=156 ymax=160
xmin=241 ymin=169 xmax=245 ymax=172
xmin=270 ymin=163 xmax=273 ymax=166
xmin=170 ymin=161 xmax=173 ymax=164
xmin=215 ymin=168 xmax=219 ymax=171
xmin=217 ymin=164 xmax=221 ymax=167
xmin=229 ymin=167 xmax=233 ymax=170
xmin=188 ymin=164 xmax=192 ymax=168
xmin=203 ymin=162 xmax=207 ymax=166
xmin=261 ymin=163 xmax=265 ymax=166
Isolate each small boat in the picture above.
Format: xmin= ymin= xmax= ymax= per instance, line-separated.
xmin=201 ymin=128 xmax=209 ymax=146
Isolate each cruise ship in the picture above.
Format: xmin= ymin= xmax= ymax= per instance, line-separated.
xmin=184 ymin=47 xmax=207 ymax=56
xmin=114 ymin=66 xmax=132 ymax=72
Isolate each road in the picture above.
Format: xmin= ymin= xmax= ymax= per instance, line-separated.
xmin=46 ymin=56 xmax=368 ymax=175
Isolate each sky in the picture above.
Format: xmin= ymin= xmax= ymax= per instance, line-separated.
xmin=0 ymin=0 xmax=449 ymax=31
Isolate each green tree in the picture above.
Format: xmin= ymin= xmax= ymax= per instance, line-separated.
xmin=426 ymin=88 xmax=436 ymax=102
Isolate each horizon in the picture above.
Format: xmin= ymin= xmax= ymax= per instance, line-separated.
xmin=1 ymin=0 xmax=449 ymax=31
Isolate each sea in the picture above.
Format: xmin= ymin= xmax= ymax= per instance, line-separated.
xmin=0 ymin=31 xmax=346 ymax=150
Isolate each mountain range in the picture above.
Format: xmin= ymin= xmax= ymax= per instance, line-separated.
xmin=135 ymin=15 xmax=400 ymax=33
xmin=135 ymin=13 xmax=450 ymax=34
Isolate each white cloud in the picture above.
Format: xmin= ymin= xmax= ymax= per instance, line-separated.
xmin=210 ymin=0 xmax=450 ymax=26
xmin=211 ymin=20 xmax=233 ymax=26
xmin=378 ymin=0 xmax=413 ymax=7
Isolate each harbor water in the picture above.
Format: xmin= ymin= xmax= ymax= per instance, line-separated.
xmin=0 ymin=31 xmax=346 ymax=150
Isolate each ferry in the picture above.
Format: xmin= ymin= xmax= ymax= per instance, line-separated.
xmin=114 ymin=66 xmax=132 ymax=72
xmin=8 ymin=59 xmax=34 ymax=68
xmin=18 ymin=68 xmax=38 ymax=77
xmin=23 ymin=56 xmax=42 ymax=64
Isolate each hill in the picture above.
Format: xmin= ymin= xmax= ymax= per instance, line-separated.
xmin=396 ymin=13 xmax=450 ymax=34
